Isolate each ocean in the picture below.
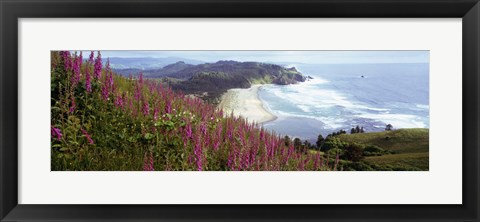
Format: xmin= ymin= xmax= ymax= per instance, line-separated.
xmin=258 ymin=63 xmax=429 ymax=141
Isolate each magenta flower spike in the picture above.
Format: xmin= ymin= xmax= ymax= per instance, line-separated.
xmin=105 ymin=58 xmax=111 ymax=72
xmin=62 ymin=51 xmax=72 ymax=71
xmin=139 ymin=72 xmax=144 ymax=85
xmin=134 ymin=85 xmax=141 ymax=101
xmin=165 ymin=100 xmax=172 ymax=114
xmin=51 ymin=127 xmax=62 ymax=141
xmin=94 ymin=51 xmax=102 ymax=79
xmin=101 ymin=85 xmax=109 ymax=101
xmin=143 ymin=152 xmax=155 ymax=171
xmin=71 ymin=53 xmax=81 ymax=87
xmin=69 ymin=96 xmax=76 ymax=113
xmin=81 ymin=129 xmax=94 ymax=145
xmin=88 ymin=51 xmax=95 ymax=64
xmin=114 ymin=93 xmax=124 ymax=108
xmin=194 ymin=136 xmax=203 ymax=171
xmin=108 ymin=70 xmax=114 ymax=89
xmin=153 ymin=105 xmax=159 ymax=120
xmin=79 ymin=51 xmax=83 ymax=67
xmin=85 ymin=64 xmax=92 ymax=93
xmin=142 ymin=100 xmax=150 ymax=116
xmin=185 ymin=123 xmax=192 ymax=139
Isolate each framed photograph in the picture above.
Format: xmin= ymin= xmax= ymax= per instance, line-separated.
xmin=1 ymin=0 xmax=479 ymax=221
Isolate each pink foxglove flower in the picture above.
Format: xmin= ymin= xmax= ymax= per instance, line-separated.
xmin=61 ymin=51 xmax=72 ymax=71
xmin=101 ymin=85 xmax=109 ymax=101
xmin=79 ymin=51 xmax=83 ymax=67
xmin=71 ymin=53 xmax=81 ymax=86
xmin=143 ymin=152 xmax=154 ymax=171
xmin=81 ymin=128 xmax=94 ymax=145
xmin=165 ymin=100 xmax=172 ymax=114
xmin=51 ymin=127 xmax=62 ymax=141
xmin=193 ymin=136 xmax=203 ymax=171
xmin=69 ymin=97 xmax=76 ymax=113
xmin=94 ymin=51 xmax=102 ymax=79
xmin=85 ymin=64 xmax=92 ymax=93
xmin=142 ymin=100 xmax=150 ymax=116
xmin=89 ymin=51 xmax=95 ymax=64
xmin=114 ymin=93 xmax=124 ymax=108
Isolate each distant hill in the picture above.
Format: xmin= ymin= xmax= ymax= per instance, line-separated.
xmin=108 ymin=57 xmax=204 ymax=69
xmin=113 ymin=61 xmax=195 ymax=77
xmin=115 ymin=60 xmax=306 ymax=103
xmin=170 ymin=61 xmax=306 ymax=103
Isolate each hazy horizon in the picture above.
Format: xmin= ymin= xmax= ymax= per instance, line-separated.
xmin=77 ymin=50 xmax=429 ymax=65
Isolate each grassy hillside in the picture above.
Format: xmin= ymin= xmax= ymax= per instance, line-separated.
xmin=337 ymin=128 xmax=429 ymax=154
xmin=50 ymin=51 xmax=334 ymax=171
xmin=337 ymin=129 xmax=429 ymax=170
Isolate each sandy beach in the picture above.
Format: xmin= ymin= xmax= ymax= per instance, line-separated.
xmin=218 ymin=85 xmax=277 ymax=124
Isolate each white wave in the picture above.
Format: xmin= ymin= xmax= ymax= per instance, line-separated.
xmin=259 ymin=74 xmax=429 ymax=130
xmin=263 ymin=81 xmax=379 ymax=113
xmin=273 ymin=110 xmax=346 ymax=129
xmin=356 ymin=113 xmax=427 ymax=128
xmin=416 ymin=104 xmax=430 ymax=109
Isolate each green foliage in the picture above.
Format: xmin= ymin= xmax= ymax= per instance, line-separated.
xmin=316 ymin=134 xmax=324 ymax=150
xmin=342 ymin=143 xmax=365 ymax=162
xmin=365 ymin=152 xmax=428 ymax=171
xmin=385 ymin=124 xmax=393 ymax=131
xmin=363 ymin=145 xmax=394 ymax=156
xmin=337 ymin=128 xmax=429 ymax=154
xmin=293 ymin=138 xmax=303 ymax=149
xmin=350 ymin=125 xmax=365 ymax=134
xmin=321 ymin=137 xmax=346 ymax=153
xmin=284 ymin=135 xmax=291 ymax=147
xmin=337 ymin=128 xmax=429 ymax=170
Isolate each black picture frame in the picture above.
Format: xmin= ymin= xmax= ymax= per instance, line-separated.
xmin=1 ymin=0 xmax=479 ymax=221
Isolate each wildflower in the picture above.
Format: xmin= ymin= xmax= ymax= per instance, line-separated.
xmin=94 ymin=51 xmax=102 ymax=79
xmin=61 ymin=51 xmax=72 ymax=71
xmin=185 ymin=123 xmax=192 ymax=139
xmin=200 ymin=122 xmax=207 ymax=135
xmin=79 ymin=51 xmax=83 ymax=67
xmin=139 ymin=73 xmax=144 ymax=85
xmin=165 ymin=100 xmax=172 ymax=113
xmin=88 ymin=51 xmax=95 ymax=63
xmin=101 ymin=85 xmax=109 ymax=100
xmin=143 ymin=152 xmax=155 ymax=171
xmin=81 ymin=128 xmax=94 ymax=145
xmin=153 ymin=106 xmax=159 ymax=120
xmin=71 ymin=53 xmax=81 ymax=86
xmin=105 ymin=58 xmax=111 ymax=72
xmin=69 ymin=97 xmax=76 ymax=113
xmin=114 ymin=93 xmax=124 ymax=108
xmin=134 ymin=85 xmax=141 ymax=101
xmin=107 ymin=70 xmax=114 ymax=88
xmin=142 ymin=100 xmax=150 ymax=116
xmin=85 ymin=65 xmax=92 ymax=93
xmin=51 ymin=127 xmax=62 ymax=141
xmin=194 ymin=137 xmax=203 ymax=171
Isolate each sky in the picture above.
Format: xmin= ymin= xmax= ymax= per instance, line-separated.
xmin=92 ymin=51 xmax=429 ymax=64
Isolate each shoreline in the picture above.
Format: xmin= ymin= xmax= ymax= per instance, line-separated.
xmin=217 ymin=84 xmax=277 ymax=124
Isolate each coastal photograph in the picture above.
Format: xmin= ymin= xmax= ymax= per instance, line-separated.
xmin=51 ymin=50 xmax=429 ymax=171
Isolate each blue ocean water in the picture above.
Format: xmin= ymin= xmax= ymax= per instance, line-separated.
xmin=258 ymin=63 xmax=429 ymax=141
